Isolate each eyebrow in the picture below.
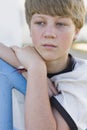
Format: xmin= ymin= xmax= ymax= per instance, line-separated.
xmin=33 ymin=15 xmax=70 ymax=21
xmin=33 ymin=15 xmax=45 ymax=19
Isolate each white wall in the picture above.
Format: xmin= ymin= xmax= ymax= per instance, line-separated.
xmin=0 ymin=0 xmax=24 ymax=46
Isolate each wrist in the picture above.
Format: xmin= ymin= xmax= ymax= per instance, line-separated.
xmin=27 ymin=63 xmax=47 ymax=76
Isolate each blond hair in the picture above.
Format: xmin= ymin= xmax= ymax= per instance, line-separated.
xmin=25 ymin=0 xmax=86 ymax=29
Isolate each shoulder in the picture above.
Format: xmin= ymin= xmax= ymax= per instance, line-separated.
xmin=75 ymin=57 xmax=87 ymax=66
xmin=73 ymin=57 xmax=87 ymax=72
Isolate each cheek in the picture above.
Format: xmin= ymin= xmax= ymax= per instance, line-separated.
xmin=31 ymin=30 xmax=39 ymax=45
xmin=58 ymin=32 xmax=74 ymax=49
xmin=30 ymin=27 xmax=42 ymax=46
xmin=62 ymin=29 xmax=74 ymax=39
xmin=62 ymin=33 xmax=74 ymax=43
xmin=58 ymin=27 xmax=75 ymax=41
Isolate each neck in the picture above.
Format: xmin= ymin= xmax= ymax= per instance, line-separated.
xmin=46 ymin=54 xmax=69 ymax=74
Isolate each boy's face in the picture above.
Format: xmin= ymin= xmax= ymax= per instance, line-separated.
xmin=30 ymin=14 xmax=79 ymax=61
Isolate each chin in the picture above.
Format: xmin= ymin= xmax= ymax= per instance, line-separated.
xmin=43 ymin=57 xmax=56 ymax=62
xmin=39 ymin=51 xmax=57 ymax=61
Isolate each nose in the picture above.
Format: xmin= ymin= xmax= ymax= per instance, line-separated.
xmin=43 ymin=25 xmax=57 ymax=39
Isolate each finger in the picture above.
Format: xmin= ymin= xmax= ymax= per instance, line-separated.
xmin=50 ymin=85 xmax=58 ymax=95
xmin=48 ymin=88 xmax=53 ymax=98
xmin=47 ymin=78 xmax=58 ymax=95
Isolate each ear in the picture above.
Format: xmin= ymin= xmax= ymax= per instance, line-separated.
xmin=73 ymin=29 xmax=80 ymax=41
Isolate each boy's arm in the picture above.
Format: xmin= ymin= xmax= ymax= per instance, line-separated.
xmin=12 ymin=46 xmax=70 ymax=130
xmin=0 ymin=43 xmax=21 ymax=68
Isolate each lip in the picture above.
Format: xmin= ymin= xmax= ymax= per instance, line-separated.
xmin=42 ymin=44 xmax=57 ymax=49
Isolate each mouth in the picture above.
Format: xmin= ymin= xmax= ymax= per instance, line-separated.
xmin=42 ymin=44 xmax=57 ymax=49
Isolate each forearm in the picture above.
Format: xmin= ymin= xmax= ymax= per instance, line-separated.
xmin=25 ymin=66 xmax=56 ymax=130
xmin=0 ymin=43 xmax=21 ymax=68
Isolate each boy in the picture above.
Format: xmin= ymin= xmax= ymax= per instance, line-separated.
xmin=0 ymin=0 xmax=87 ymax=130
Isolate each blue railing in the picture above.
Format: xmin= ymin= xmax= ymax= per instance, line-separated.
xmin=0 ymin=59 xmax=26 ymax=130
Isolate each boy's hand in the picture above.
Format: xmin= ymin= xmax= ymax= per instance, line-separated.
xmin=47 ymin=78 xmax=58 ymax=97
xmin=11 ymin=45 xmax=46 ymax=71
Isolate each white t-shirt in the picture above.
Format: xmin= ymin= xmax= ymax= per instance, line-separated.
xmin=50 ymin=57 xmax=87 ymax=130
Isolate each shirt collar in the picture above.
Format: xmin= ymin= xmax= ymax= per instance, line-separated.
xmin=47 ymin=54 xmax=76 ymax=78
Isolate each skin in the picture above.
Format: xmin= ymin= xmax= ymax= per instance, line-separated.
xmin=30 ymin=14 xmax=79 ymax=73
xmin=12 ymin=14 xmax=80 ymax=130
xmin=0 ymin=43 xmax=21 ymax=67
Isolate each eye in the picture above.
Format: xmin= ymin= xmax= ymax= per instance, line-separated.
xmin=35 ymin=21 xmax=45 ymax=26
xmin=56 ymin=22 xmax=66 ymax=26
